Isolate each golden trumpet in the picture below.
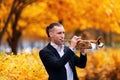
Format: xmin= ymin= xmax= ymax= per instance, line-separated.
xmin=65 ymin=36 xmax=104 ymax=49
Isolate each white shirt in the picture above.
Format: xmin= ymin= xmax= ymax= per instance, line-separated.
xmin=51 ymin=42 xmax=73 ymax=80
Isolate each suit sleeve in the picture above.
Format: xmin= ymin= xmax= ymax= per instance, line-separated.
xmin=39 ymin=47 xmax=75 ymax=69
xmin=74 ymin=53 xmax=87 ymax=68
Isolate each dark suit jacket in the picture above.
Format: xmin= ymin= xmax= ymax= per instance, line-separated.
xmin=39 ymin=43 xmax=87 ymax=80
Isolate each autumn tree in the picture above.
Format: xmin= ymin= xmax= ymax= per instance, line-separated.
xmin=1 ymin=0 xmax=120 ymax=54
xmin=0 ymin=0 xmax=37 ymax=54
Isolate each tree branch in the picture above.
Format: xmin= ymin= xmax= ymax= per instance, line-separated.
xmin=0 ymin=0 xmax=16 ymax=44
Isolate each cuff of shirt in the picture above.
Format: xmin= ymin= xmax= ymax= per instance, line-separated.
xmin=81 ymin=52 xmax=86 ymax=56
xmin=69 ymin=47 xmax=76 ymax=52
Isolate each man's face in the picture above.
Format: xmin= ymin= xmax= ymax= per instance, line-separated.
xmin=49 ymin=25 xmax=65 ymax=46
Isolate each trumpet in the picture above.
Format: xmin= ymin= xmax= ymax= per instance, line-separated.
xmin=65 ymin=36 xmax=104 ymax=49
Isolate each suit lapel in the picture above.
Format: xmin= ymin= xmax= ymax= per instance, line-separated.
xmin=47 ymin=43 xmax=60 ymax=58
xmin=48 ymin=44 xmax=75 ymax=73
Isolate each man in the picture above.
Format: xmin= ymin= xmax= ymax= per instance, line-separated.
xmin=39 ymin=23 xmax=87 ymax=80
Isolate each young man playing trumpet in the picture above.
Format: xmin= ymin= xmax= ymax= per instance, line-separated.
xmin=39 ymin=23 xmax=87 ymax=80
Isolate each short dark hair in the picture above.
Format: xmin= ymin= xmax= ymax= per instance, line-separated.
xmin=46 ymin=23 xmax=62 ymax=37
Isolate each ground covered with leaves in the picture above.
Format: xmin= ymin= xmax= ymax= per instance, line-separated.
xmin=0 ymin=48 xmax=120 ymax=80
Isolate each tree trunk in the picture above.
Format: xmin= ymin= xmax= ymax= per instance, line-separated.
xmin=102 ymin=32 xmax=107 ymax=46
xmin=11 ymin=38 xmax=18 ymax=55
xmin=7 ymin=10 xmax=22 ymax=55
xmin=109 ymin=31 xmax=113 ymax=46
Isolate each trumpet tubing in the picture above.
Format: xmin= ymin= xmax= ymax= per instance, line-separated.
xmin=81 ymin=40 xmax=97 ymax=43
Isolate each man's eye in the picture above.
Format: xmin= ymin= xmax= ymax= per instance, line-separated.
xmin=58 ymin=32 xmax=61 ymax=34
xmin=58 ymin=32 xmax=64 ymax=34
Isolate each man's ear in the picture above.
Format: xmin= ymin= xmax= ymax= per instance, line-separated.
xmin=49 ymin=32 xmax=53 ymax=38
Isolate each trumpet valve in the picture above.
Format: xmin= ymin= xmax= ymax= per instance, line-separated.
xmin=76 ymin=41 xmax=92 ymax=49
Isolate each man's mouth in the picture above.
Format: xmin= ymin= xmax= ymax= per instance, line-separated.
xmin=60 ymin=39 xmax=64 ymax=42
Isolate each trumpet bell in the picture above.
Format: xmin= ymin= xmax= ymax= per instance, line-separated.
xmin=97 ymin=36 xmax=104 ymax=48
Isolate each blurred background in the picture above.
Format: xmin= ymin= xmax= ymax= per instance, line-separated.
xmin=0 ymin=0 xmax=120 ymax=80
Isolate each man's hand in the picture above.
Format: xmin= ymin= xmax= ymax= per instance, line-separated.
xmin=69 ymin=36 xmax=81 ymax=50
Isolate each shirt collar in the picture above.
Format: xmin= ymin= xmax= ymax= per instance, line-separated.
xmin=50 ymin=42 xmax=64 ymax=52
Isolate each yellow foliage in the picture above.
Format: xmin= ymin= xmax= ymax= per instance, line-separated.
xmin=0 ymin=50 xmax=48 ymax=80
xmin=1 ymin=0 xmax=120 ymax=39
xmin=22 ymin=2 xmax=47 ymax=18
xmin=77 ymin=48 xmax=120 ymax=80
xmin=0 ymin=48 xmax=120 ymax=80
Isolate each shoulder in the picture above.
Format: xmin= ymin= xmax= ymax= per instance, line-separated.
xmin=39 ymin=46 xmax=49 ymax=59
xmin=39 ymin=43 xmax=53 ymax=54
xmin=40 ymin=45 xmax=50 ymax=53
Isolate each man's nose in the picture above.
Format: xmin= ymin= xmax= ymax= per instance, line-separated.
xmin=61 ymin=33 xmax=65 ymax=38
